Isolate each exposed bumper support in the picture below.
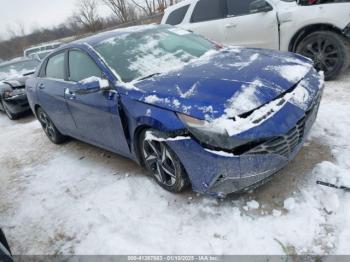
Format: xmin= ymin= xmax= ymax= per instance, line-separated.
xmin=344 ymin=23 xmax=350 ymax=39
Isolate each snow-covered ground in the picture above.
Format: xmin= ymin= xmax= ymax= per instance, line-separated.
xmin=0 ymin=70 xmax=350 ymax=255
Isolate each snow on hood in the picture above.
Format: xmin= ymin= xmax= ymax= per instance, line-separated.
xmin=0 ymin=69 xmax=30 ymax=82
xmin=1 ymin=76 xmax=27 ymax=88
xmin=119 ymin=47 xmax=320 ymax=126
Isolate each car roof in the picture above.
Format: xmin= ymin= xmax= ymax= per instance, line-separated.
xmin=24 ymin=42 xmax=62 ymax=52
xmin=0 ymin=57 xmax=36 ymax=67
xmin=61 ymin=24 xmax=171 ymax=50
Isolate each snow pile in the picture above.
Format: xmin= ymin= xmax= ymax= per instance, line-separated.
xmin=246 ymin=200 xmax=260 ymax=210
xmin=284 ymin=198 xmax=296 ymax=211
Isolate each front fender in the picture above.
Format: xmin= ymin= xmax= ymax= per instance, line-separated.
xmin=120 ymin=95 xmax=186 ymax=159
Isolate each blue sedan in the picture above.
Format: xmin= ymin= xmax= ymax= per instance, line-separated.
xmin=26 ymin=25 xmax=324 ymax=197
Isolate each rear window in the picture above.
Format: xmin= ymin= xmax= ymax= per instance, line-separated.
xmin=166 ymin=5 xmax=190 ymax=25
xmin=191 ymin=0 xmax=227 ymax=23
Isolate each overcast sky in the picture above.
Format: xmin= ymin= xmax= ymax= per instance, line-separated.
xmin=0 ymin=0 xmax=111 ymax=40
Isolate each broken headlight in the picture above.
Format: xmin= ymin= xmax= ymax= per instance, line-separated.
xmin=3 ymin=88 xmax=25 ymax=99
xmin=177 ymin=113 xmax=249 ymax=150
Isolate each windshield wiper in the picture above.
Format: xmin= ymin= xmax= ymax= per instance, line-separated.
xmin=137 ymin=73 xmax=161 ymax=81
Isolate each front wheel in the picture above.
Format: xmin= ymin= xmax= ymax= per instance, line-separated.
xmin=36 ymin=107 xmax=67 ymax=144
xmin=2 ymin=101 xmax=17 ymax=120
xmin=140 ymin=130 xmax=190 ymax=193
xmin=296 ymin=31 xmax=350 ymax=80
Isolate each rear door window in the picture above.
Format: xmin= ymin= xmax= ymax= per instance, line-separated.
xmin=227 ymin=0 xmax=261 ymax=16
xmin=68 ymin=50 xmax=102 ymax=82
xmin=166 ymin=5 xmax=190 ymax=25
xmin=45 ymin=52 xmax=65 ymax=80
xmin=191 ymin=0 xmax=227 ymax=23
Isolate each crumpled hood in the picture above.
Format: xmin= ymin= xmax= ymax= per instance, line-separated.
xmin=120 ymin=47 xmax=316 ymax=120
xmin=2 ymin=76 xmax=27 ymax=89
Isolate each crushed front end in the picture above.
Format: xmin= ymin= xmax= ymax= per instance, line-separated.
xmin=1 ymin=80 xmax=30 ymax=115
xmin=166 ymin=69 xmax=324 ymax=197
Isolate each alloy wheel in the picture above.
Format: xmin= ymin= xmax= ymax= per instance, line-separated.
xmin=142 ymin=139 xmax=177 ymax=187
xmin=299 ymin=37 xmax=340 ymax=75
xmin=37 ymin=110 xmax=56 ymax=140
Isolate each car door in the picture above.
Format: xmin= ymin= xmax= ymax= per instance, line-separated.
xmin=181 ymin=0 xmax=227 ymax=44
xmin=223 ymin=0 xmax=279 ymax=49
xmin=64 ymin=49 xmax=130 ymax=154
xmin=183 ymin=0 xmax=279 ymax=49
xmin=37 ymin=51 xmax=77 ymax=135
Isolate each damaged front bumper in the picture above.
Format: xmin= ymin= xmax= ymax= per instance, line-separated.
xmin=3 ymin=93 xmax=30 ymax=114
xmin=166 ymin=89 xmax=322 ymax=197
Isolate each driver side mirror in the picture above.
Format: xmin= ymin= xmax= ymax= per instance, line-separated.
xmin=250 ymin=0 xmax=273 ymax=13
xmin=75 ymin=77 xmax=111 ymax=95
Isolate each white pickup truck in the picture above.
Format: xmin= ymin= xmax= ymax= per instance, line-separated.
xmin=162 ymin=0 xmax=350 ymax=80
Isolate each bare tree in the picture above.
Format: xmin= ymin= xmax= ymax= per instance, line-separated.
xmin=74 ymin=0 xmax=103 ymax=32
xmin=6 ymin=22 xmax=26 ymax=39
xmin=130 ymin=0 xmax=177 ymax=16
xmin=102 ymin=0 xmax=131 ymax=23
xmin=130 ymin=0 xmax=156 ymax=16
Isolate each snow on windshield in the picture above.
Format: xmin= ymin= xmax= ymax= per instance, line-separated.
xmin=94 ymin=28 xmax=213 ymax=82
xmin=128 ymin=34 xmax=195 ymax=79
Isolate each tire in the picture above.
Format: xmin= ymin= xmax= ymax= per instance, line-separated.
xmin=296 ymin=31 xmax=350 ymax=80
xmin=36 ymin=107 xmax=67 ymax=144
xmin=1 ymin=101 xmax=18 ymax=120
xmin=139 ymin=129 xmax=190 ymax=193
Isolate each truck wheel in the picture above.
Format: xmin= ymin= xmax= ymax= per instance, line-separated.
xmin=296 ymin=31 xmax=350 ymax=80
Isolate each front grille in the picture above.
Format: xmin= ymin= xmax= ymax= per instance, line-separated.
xmin=246 ymin=116 xmax=306 ymax=158
xmin=245 ymin=93 xmax=321 ymax=158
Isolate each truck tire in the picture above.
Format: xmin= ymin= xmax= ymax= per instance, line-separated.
xmin=296 ymin=31 xmax=350 ymax=80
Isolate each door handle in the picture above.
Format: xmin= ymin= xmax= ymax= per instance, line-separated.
xmin=225 ymin=23 xmax=237 ymax=28
xmin=38 ymin=83 xmax=45 ymax=89
xmin=65 ymin=88 xmax=76 ymax=100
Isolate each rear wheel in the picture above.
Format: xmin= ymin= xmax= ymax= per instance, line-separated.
xmin=140 ymin=129 xmax=190 ymax=193
xmin=36 ymin=107 xmax=67 ymax=144
xmin=296 ymin=31 xmax=350 ymax=80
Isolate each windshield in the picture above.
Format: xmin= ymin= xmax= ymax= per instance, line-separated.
xmin=94 ymin=27 xmax=214 ymax=82
xmin=0 ymin=59 xmax=39 ymax=81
